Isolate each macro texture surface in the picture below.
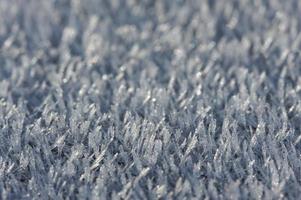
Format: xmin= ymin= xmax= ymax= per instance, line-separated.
xmin=1 ymin=0 xmax=301 ymax=199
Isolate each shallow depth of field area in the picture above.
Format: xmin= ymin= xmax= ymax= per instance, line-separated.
xmin=1 ymin=0 xmax=301 ymax=199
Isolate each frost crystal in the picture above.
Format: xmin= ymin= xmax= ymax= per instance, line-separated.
xmin=0 ymin=0 xmax=301 ymax=199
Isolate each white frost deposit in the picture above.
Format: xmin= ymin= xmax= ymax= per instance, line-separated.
xmin=0 ymin=0 xmax=301 ymax=199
